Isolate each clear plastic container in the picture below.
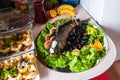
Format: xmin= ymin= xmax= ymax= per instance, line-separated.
xmin=0 ymin=50 xmax=40 ymax=80
xmin=0 ymin=9 xmax=34 ymax=60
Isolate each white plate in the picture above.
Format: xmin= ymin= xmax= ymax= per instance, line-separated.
xmin=37 ymin=32 xmax=116 ymax=80
xmin=36 ymin=16 xmax=116 ymax=80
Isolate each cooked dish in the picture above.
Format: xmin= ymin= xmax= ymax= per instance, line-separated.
xmin=0 ymin=30 xmax=32 ymax=57
xmin=36 ymin=18 xmax=106 ymax=72
xmin=0 ymin=52 xmax=38 ymax=80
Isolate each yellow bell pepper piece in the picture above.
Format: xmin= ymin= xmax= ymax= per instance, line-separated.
xmin=90 ymin=39 xmax=103 ymax=51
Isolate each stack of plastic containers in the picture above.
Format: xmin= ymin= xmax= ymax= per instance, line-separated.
xmin=0 ymin=9 xmax=40 ymax=80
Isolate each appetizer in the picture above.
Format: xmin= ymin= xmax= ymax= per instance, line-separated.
xmin=0 ymin=30 xmax=32 ymax=57
xmin=0 ymin=52 xmax=38 ymax=80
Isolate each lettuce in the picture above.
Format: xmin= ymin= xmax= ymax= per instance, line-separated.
xmin=69 ymin=56 xmax=83 ymax=72
xmin=69 ymin=45 xmax=106 ymax=72
xmin=45 ymin=55 xmax=68 ymax=68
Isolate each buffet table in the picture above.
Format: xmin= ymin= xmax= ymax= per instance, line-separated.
xmin=32 ymin=5 xmax=116 ymax=80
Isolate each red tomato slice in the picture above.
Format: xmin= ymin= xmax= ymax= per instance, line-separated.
xmin=46 ymin=35 xmax=52 ymax=41
xmin=51 ymin=28 xmax=56 ymax=33
xmin=46 ymin=41 xmax=51 ymax=46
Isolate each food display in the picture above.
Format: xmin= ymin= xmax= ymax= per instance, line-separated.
xmin=0 ymin=30 xmax=33 ymax=57
xmin=0 ymin=9 xmax=40 ymax=80
xmin=0 ymin=51 xmax=38 ymax=80
xmin=36 ymin=18 xmax=107 ymax=72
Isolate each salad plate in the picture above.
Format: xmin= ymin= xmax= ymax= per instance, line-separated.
xmin=35 ymin=17 xmax=116 ymax=79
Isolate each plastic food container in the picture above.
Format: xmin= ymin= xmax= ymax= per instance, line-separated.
xmin=0 ymin=50 xmax=40 ymax=80
xmin=0 ymin=12 xmax=34 ymax=60
xmin=0 ymin=8 xmax=40 ymax=80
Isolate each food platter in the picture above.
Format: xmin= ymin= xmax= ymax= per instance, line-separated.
xmin=35 ymin=17 xmax=116 ymax=79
